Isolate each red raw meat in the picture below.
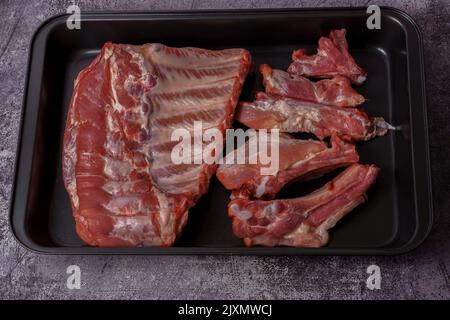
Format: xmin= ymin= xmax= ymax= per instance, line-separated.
xmin=229 ymin=164 xmax=379 ymax=247
xmin=216 ymin=133 xmax=358 ymax=199
xmin=63 ymin=42 xmax=251 ymax=247
xmin=236 ymin=92 xmax=388 ymax=141
xmin=288 ymin=29 xmax=367 ymax=85
xmin=260 ymin=64 xmax=365 ymax=107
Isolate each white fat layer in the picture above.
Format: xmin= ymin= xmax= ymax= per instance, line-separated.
xmin=104 ymin=195 xmax=143 ymax=215
xmin=109 ymin=54 xmax=125 ymax=113
xmin=103 ymin=181 xmax=137 ymax=195
xmin=110 ymin=215 xmax=162 ymax=246
xmin=276 ymin=100 xmax=321 ymax=132
xmin=283 ymin=223 xmax=312 ymax=240
xmin=253 ymin=98 xmax=322 ymax=133
xmin=103 ymin=158 xmax=132 ymax=178
xmin=334 ymin=93 xmax=346 ymax=102
xmin=253 ymin=95 xmax=364 ymax=135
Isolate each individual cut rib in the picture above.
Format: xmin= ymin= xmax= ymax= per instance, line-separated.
xmin=63 ymin=42 xmax=251 ymax=247
xmin=288 ymin=29 xmax=367 ymax=85
xmin=260 ymin=64 xmax=365 ymax=107
xmin=216 ymin=133 xmax=359 ymax=199
xmin=236 ymin=92 xmax=388 ymax=141
xmin=229 ymin=164 xmax=379 ymax=247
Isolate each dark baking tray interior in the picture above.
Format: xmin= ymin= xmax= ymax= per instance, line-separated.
xmin=11 ymin=8 xmax=433 ymax=254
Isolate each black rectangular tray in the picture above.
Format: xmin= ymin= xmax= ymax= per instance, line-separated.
xmin=10 ymin=7 xmax=433 ymax=254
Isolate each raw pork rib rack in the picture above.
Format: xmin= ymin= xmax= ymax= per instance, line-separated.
xmin=219 ymin=29 xmax=383 ymax=247
xmin=63 ymin=42 xmax=251 ymax=247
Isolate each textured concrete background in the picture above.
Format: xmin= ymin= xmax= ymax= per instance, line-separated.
xmin=0 ymin=0 xmax=449 ymax=300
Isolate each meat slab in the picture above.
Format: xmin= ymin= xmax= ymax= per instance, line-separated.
xmin=288 ymin=29 xmax=367 ymax=85
xmin=63 ymin=42 xmax=251 ymax=247
xmin=260 ymin=64 xmax=365 ymax=107
xmin=229 ymin=164 xmax=379 ymax=247
xmin=216 ymin=133 xmax=358 ymax=199
xmin=236 ymin=92 xmax=388 ymax=141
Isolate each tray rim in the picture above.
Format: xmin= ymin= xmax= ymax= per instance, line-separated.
xmin=9 ymin=6 xmax=434 ymax=255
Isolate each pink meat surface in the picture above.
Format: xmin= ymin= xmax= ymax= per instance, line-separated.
xmin=63 ymin=42 xmax=251 ymax=247
xmin=236 ymin=92 xmax=387 ymax=141
xmin=229 ymin=164 xmax=379 ymax=247
xmin=216 ymin=133 xmax=359 ymax=199
xmin=260 ymin=64 xmax=365 ymax=107
xmin=288 ymin=29 xmax=367 ymax=85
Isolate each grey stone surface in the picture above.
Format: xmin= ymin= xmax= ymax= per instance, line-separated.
xmin=0 ymin=0 xmax=449 ymax=300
